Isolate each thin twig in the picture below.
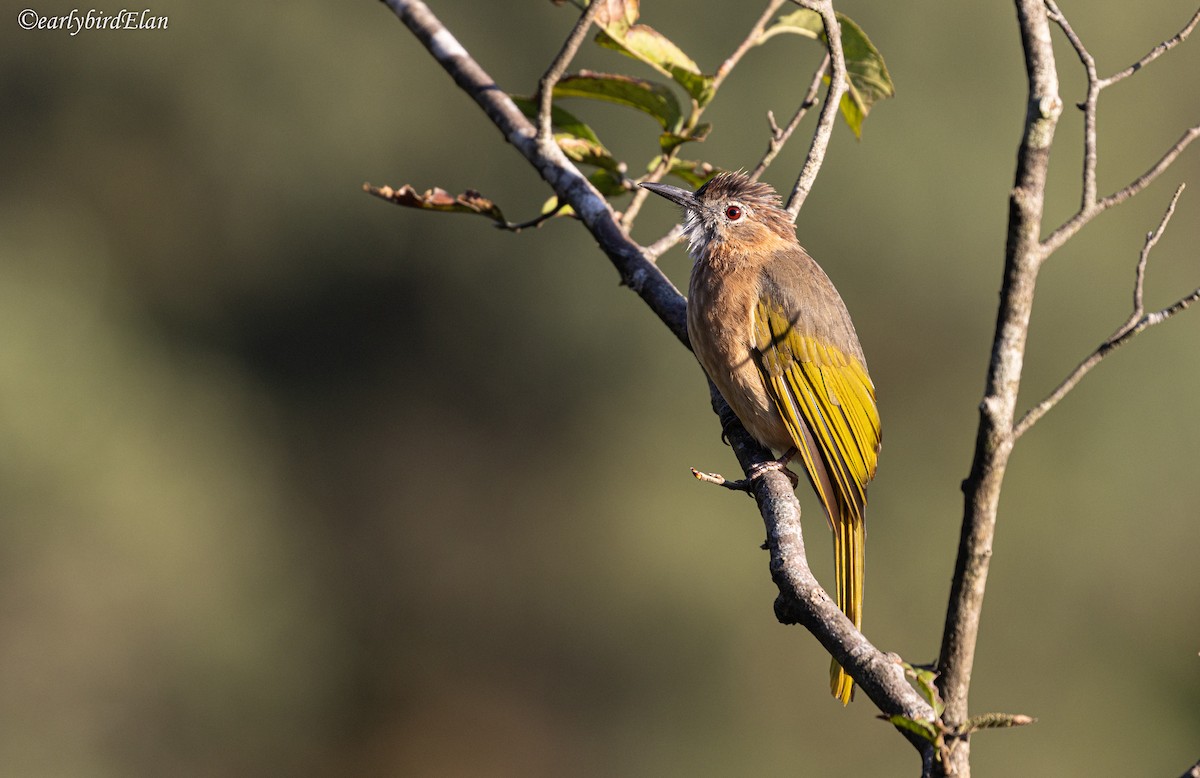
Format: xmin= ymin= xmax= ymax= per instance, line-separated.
xmin=691 ymin=467 xmax=753 ymax=492
xmin=712 ymin=0 xmax=790 ymax=92
xmin=1096 ymin=125 xmax=1200 ymax=212
xmin=1100 ymin=6 xmax=1200 ymax=88
xmin=536 ymin=0 xmax=605 ymax=142
xmin=1015 ymin=185 xmax=1193 ymax=439
xmin=644 ymin=223 xmax=686 ymax=262
xmin=621 ymin=0 xmax=790 ymax=231
xmin=750 ymin=53 xmax=829 ymax=181
xmin=1041 ymin=1 xmax=1200 ymax=257
xmin=1042 ymin=125 xmax=1200 ymax=254
xmin=785 ymin=0 xmax=847 ymax=220
xmin=1045 ymin=0 xmax=1099 ymax=208
xmin=499 ymin=200 xmax=569 ymax=232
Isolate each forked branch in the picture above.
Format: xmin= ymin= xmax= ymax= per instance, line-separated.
xmin=1015 ymin=185 xmax=1195 ymax=439
xmin=1041 ymin=0 xmax=1200 ymax=256
xmin=376 ymin=0 xmax=935 ymax=753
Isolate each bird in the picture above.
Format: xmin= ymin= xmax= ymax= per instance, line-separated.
xmin=641 ymin=171 xmax=881 ymax=704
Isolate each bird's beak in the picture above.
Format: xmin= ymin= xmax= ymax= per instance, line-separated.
xmin=639 ymin=181 xmax=701 ymax=211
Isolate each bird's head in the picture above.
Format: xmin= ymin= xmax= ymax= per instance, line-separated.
xmin=640 ymin=171 xmax=795 ymax=257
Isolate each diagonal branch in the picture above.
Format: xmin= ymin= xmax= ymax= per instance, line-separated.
xmin=750 ymin=53 xmax=829 ymax=182
xmin=376 ymin=0 xmax=935 ymax=749
xmin=709 ymin=384 xmax=938 ymax=739
xmin=1042 ymin=124 xmax=1200 ymax=255
xmin=713 ymin=0 xmax=790 ymax=93
xmin=1041 ymin=1 xmax=1200 ymax=256
xmin=1014 ymin=185 xmax=1194 ymax=439
xmin=377 ymin=0 xmax=688 ymax=344
xmin=1100 ymin=6 xmax=1200 ymax=88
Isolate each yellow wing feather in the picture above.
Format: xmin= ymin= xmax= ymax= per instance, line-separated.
xmin=752 ymin=297 xmax=879 ymax=705
xmin=752 ymin=299 xmax=880 ymax=513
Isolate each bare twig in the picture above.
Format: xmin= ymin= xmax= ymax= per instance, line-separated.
xmin=785 ymin=0 xmax=847 ymax=220
xmin=1042 ymin=1 xmax=1200 ymax=256
xmin=750 ymin=53 xmax=829 ymax=181
xmin=1094 ymin=126 xmax=1200 ymax=212
xmin=499 ymin=200 xmax=569 ymax=232
xmin=644 ymin=223 xmax=686 ymax=262
xmin=1044 ymin=0 xmax=1099 ymax=207
xmin=1043 ymin=124 xmax=1200 ymax=255
xmin=1100 ymin=7 xmax=1200 ymax=88
xmin=713 ymin=0 xmax=790 ymax=92
xmin=1124 ymin=186 xmax=1185 ymax=331
xmin=536 ymin=0 xmax=605 ymax=142
xmin=1015 ymin=185 xmax=1193 ymax=439
xmin=691 ymin=467 xmax=753 ymax=491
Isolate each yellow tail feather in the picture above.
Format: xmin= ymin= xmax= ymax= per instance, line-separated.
xmin=830 ymin=513 xmax=865 ymax=704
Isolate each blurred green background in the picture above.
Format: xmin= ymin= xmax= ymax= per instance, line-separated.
xmin=2 ymin=1 xmax=1197 ymax=775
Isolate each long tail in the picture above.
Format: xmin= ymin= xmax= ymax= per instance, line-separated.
xmin=830 ymin=510 xmax=865 ymax=705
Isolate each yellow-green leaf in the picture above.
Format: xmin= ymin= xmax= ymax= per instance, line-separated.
xmin=757 ymin=10 xmax=895 ymax=138
xmin=900 ymin=662 xmax=946 ymax=717
xmin=554 ymin=71 xmax=683 ymax=132
xmin=594 ymin=24 xmax=715 ymax=106
xmin=758 ymin=9 xmax=822 ymax=43
xmin=659 ymin=121 xmax=709 ymax=153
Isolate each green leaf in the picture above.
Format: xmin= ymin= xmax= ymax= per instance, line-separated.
xmin=901 ymin=663 xmax=946 ymax=717
xmin=882 ymin=715 xmax=940 ymax=744
xmin=756 ymin=10 xmax=895 ymax=138
xmin=659 ymin=121 xmax=710 ymax=153
xmin=554 ymin=71 xmax=683 ymax=132
xmin=757 ymin=9 xmax=822 ymax=43
xmin=838 ymin=14 xmax=895 ymax=138
xmin=594 ymin=25 xmax=715 ymax=107
xmin=511 ymin=96 xmax=620 ymax=171
xmin=588 ymin=167 xmax=628 ymax=196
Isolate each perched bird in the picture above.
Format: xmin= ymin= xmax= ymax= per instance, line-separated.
xmin=641 ymin=172 xmax=881 ymax=704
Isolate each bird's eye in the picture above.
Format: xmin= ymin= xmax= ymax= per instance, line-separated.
xmin=725 ymin=205 xmax=743 ymax=221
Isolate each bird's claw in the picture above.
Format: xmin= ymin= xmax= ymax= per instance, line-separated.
xmin=748 ymin=458 xmax=800 ymax=488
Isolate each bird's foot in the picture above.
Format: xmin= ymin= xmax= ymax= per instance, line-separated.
xmin=747 ymin=457 xmax=800 ymax=488
xmin=691 ymin=449 xmax=798 ymax=492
